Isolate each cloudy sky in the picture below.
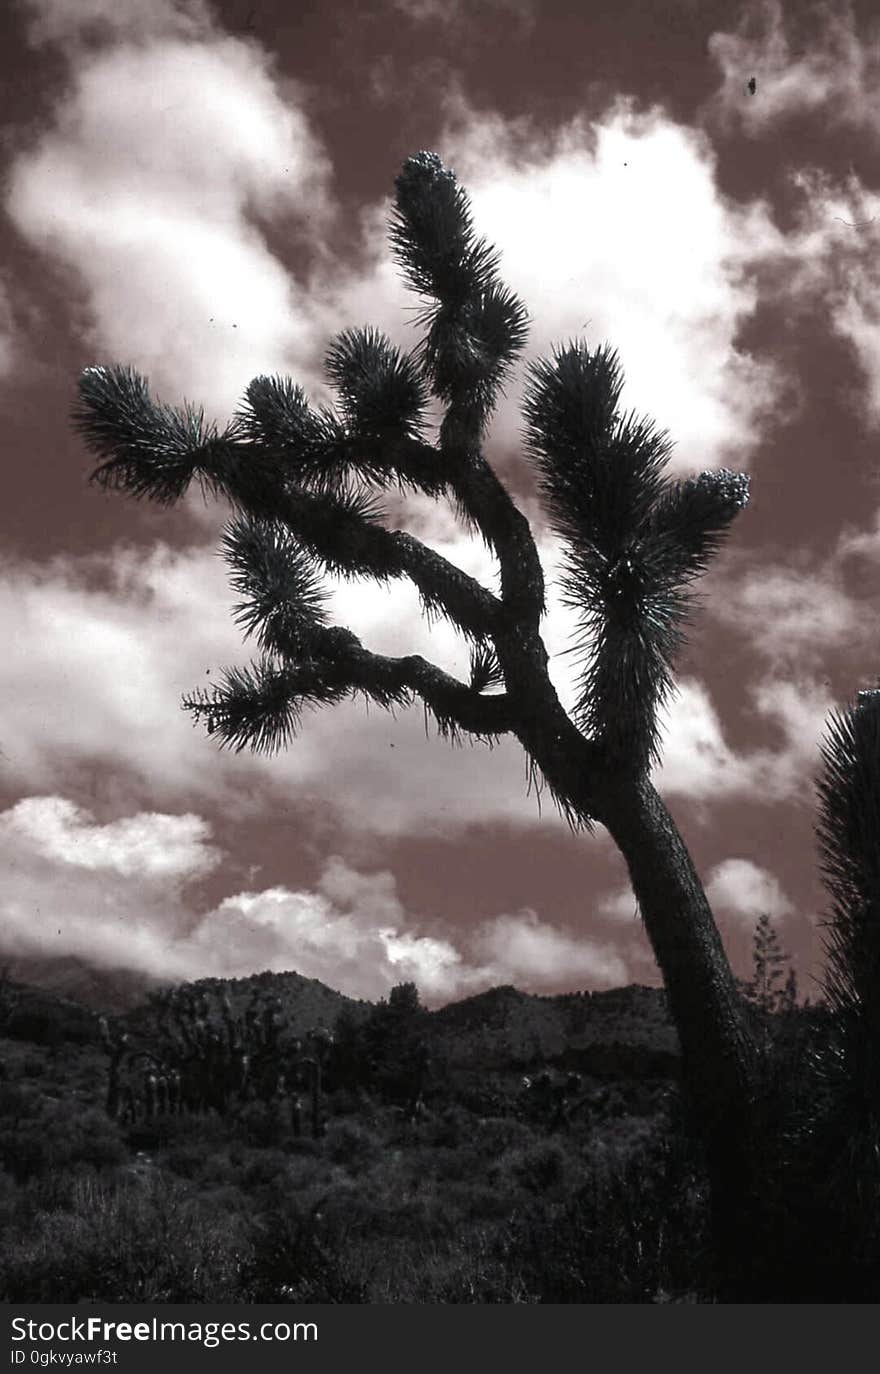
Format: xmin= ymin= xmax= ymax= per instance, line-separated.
xmin=1 ymin=0 xmax=879 ymax=1008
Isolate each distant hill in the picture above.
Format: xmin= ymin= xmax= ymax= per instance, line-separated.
xmin=0 ymin=954 xmax=161 ymax=1012
xmin=1 ymin=960 xmax=679 ymax=1081
xmin=430 ymin=983 xmax=678 ymax=1076
xmin=124 ymin=968 xmax=371 ymax=1039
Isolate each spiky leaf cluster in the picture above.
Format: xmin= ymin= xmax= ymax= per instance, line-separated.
xmin=184 ymin=647 xmax=413 ymax=756
xmin=221 ymin=517 xmax=328 ymax=657
xmin=523 ymin=343 xmax=749 ymax=768
xmin=74 ymin=365 xmax=235 ymax=504
xmin=815 ymin=690 xmax=880 ymax=1130
xmin=468 ymin=643 xmax=505 ymax=694
xmin=391 ymin=152 xmax=528 ymax=433
xmin=325 ymin=327 xmax=427 ymax=441
xmin=185 ymin=659 xmax=322 ymax=754
xmin=237 ymin=375 xmax=347 ymax=491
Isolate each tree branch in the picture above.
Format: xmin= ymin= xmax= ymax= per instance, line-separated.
xmin=271 ymin=487 xmax=501 ymax=642
xmin=185 ymin=622 xmax=515 ymax=751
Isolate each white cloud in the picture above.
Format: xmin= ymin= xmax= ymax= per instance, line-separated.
xmin=707 ymin=0 xmax=880 ymax=138
xmin=596 ymin=888 xmax=641 ymax=924
xmin=749 ymin=675 xmax=836 ymax=782
xmin=0 ymin=825 xmax=627 ymax=1003
xmin=182 ymin=859 xmax=631 ymax=1004
xmin=7 ymin=30 xmax=333 ymax=418
xmin=0 ymin=795 xmax=219 ymax=878
xmin=838 ymin=509 xmax=880 ymax=561
xmin=0 ymin=794 xmax=221 ymax=977
xmin=655 ymin=674 xmax=832 ymax=805
xmin=705 ymin=856 xmax=792 ymax=926
xmin=596 ymin=855 xmax=793 ymax=945
xmin=655 ymin=678 xmax=764 ymax=800
xmin=420 ymin=98 xmax=787 ymax=473
xmin=707 ymin=561 xmax=863 ymax=665
xmin=470 ymin=908 xmax=628 ymax=990
xmin=0 ymin=543 xmax=254 ymax=803
xmin=776 ymin=168 xmax=880 ymax=427
xmin=0 ymin=536 xmax=581 ymax=835
xmin=0 ymin=523 xmax=834 ymax=834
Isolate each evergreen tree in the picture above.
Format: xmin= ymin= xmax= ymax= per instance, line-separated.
xmin=744 ymin=912 xmax=793 ymax=1016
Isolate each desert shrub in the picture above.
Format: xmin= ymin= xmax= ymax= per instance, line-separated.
xmin=508 ymin=1139 xmax=570 ymax=1193
xmin=323 ymin=1118 xmax=384 ymax=1173
xmin=470 ymin=1115 xmax=533 ymax=1155
xmin=0 ymin=1088 xmax=125 ymax=1181
xmin=240 ymin=1148 xmax=291 ymax=1190
xmin=241 ymin=1197 xmax=368 ymax=1302
xmin=0 ymin=1174 xmax=249 ymax=1302
xmin=503 ymin=1131 xmax=711 ymax=1302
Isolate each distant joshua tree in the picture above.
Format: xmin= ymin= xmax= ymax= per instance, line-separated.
xmin=73 ymin=152 xmax=880 ymax=1296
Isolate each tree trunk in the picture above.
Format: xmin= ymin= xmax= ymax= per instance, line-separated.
xmin=597 ymin=777 xmax=761 ymax=1291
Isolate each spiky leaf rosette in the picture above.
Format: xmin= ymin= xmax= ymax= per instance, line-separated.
xmin=221 ymin=517 xmax=328 ymax=658
xmin=325 ymin=327 xmax=427 ymax=441
xmin=184 ymin=646 xmax=413 ymax=755
xmin=815 ymin=690 xmax=880 ymax=1161
xmin=391 ymin=152 xmax=528 ymax=434
xmin=523 ymin=343 xmax=672 ymax=767
xmin=185 ymin=658 xmax=324 ymax=754
xmin=523 ymin=343 xmax=749 ymax=769
xmin=237 ymin=375 xmax=347 ymax=492
xmin=646 ymin=468 xmax=751 ymax=583
xmin=74 ymin=364 xmax=269 ymax=507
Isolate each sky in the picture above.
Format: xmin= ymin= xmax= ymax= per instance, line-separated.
xmin=1 ymin=0 xmax=879 ymax=1009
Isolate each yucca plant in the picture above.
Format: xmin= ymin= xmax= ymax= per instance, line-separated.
xmin=74 ymin=151 xmax=784 ymax=1289
xmin=806 ymin=690 xmax=880 ymax=1294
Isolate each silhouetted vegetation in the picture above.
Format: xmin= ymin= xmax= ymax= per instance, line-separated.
xmin=2 ymin=946 xmax=868 ymax=1304
xmin=65 ymin=151 xmax=880 ymax=1300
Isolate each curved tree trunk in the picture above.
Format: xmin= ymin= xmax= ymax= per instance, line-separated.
xmin=598 ymin=777 xmax=761 ymax=1290
xmin=505 ymin=640 xmax=762 ymax=1287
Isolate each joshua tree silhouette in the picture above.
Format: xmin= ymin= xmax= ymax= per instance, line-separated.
xmin=73 ymin=153 xmax=880 ymax=1297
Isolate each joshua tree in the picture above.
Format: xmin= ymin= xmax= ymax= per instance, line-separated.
xmin=74 ymin=151 xmax=874 ymax=1287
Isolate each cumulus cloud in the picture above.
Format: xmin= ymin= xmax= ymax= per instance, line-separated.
xmin=0 ymin=794 xmax=221 ymax=976
xmin=7 ymin=1 xmax=826 ymax=474
xmin=655 ymin=675 xmax=833 ymax=805
xmin=0 ymin=535 xmax=583 ymax=834
xmin=705 ymin=856 xmax=792 ymax=926
xmin=7 ymin=21 xmax=333 ymax=418
xmin=707 ymin=561 xmax=863 ymax=666
xmin=773 ymin=167 xmax=880 ymax=428
xmin=597 ymin=856 xmax=793 ymax=942
xmin=189 ymin=857 xmax=631 ymax=1005
xmin=0 ymin=795 xmax=219 ymax=878
xmin=0 ymin=820 xmax=627 ymax=1003
xmin=418 ymin=97 xmax=787 ymax=473
xmin=1 ymin=520 xmax=834 ymax=834
xmin=707 ymin=0 xmax=880 ymax=138
xmin=838 ymin=509 xmax=880 ymax=561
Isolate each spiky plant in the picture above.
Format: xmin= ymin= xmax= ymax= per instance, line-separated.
xmin=75 ymin=151 xmax=766 ymax=1282
xmin=810 ymin=690 xmax=880 ymax=1288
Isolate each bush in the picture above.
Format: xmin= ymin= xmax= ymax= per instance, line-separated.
xmin=0 ymin=1174 xmax=249 ymax=1302
xmin=324 ymin=1119 xmax=384 ymax=1172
